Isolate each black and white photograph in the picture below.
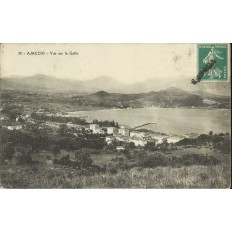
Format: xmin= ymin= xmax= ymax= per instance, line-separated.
xmin=0 ymin=43 xmax=230 ymax=189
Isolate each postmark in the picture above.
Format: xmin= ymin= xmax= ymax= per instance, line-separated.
xmin=197 ymin=44 xmax=229 ymax=82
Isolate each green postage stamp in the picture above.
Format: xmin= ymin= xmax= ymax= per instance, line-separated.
xmin=197 ymin=44 xmax=229 ymax=81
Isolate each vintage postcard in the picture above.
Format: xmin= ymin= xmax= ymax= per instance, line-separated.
xmin=0 ymin=43 xmax=231 ymax=188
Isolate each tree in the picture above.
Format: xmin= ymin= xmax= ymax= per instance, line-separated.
xmin=145 ymin=141 xmax=157 ymax=151
xmin=16 ymin=154 xmax=33 ymax=164
xmin=58 ymin=125 xmax=69 ymax=136
xmin=161 ymin=138 xmax=169 ymax=152
xmin=2 ymin=105 xmax=23 ymax=119
xmin=2 ymin=142 xmax=14 ymax=161
xmin=127 ymin=142 xmax=136 ymax=150
xmin=209 ymin=131 xmax=213 ymax=136
xmin=75 ymin=152 xmax=93 ymax=168
xmin=52 ymin=145 xmax=60 ymax=155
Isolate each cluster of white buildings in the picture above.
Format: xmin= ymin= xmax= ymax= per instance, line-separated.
xmin=103 ymin=125 xmax=184 ymax=147
xmin=5 ymin=124 xmax=23 ymax=130
xmin=1 ymin=107 xmax=184 ymax=148
xmin=90 ymin=124 xmax=130 ymax=136
xmin=89 ymin=123 xmax=155 ymax=147
xmin=107 ymin=131 xmax=156 ymax=147
xmin=90 ymin=124 xmax=105 ymax=134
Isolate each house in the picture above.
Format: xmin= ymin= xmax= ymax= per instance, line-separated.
xmin=116 ymin=146 xmax=125 ymax=151
xmin=0 ymin=116 xmax=7 ymax=120
xmin=105 ymin=136 xmax=115 ymax=144
xmin=36 ymin=109 xmax=45 ymax=114
xmin=118 ymin=126 xmax=130 ymax=136
xmin=129 ymin=139 xmax=147 ymax=147
xmin=90 ymin=124 xmax=100 ymax=134
xmin=6 ymin=124 xmax=23 ymax=130
xmin=107 ymin=127 xmax=118 ymax=135
xmin=99 ymin=129 xmax=105 ymax=134
xmin=115 ymin=135 xmax=130 ymax=143
xmin=20 ymin=114 xmax=30 ymax=120
xmin=45 ymin=122 xmax=60 ymax=129
xmin=130 ymin=131 xmax=145 ymax=138
xmin=67 ymin=122 xmax=81 ymax=129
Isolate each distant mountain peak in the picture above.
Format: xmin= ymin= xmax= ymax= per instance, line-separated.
xmin=91 ymin=90 xmax=110 ymax=97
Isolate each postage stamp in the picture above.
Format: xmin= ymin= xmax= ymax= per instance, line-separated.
xmin=197 ymin=44 xmax=229 ymax=82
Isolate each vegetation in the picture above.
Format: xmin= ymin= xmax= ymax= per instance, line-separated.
xmin=1 ymin=105 xmax=23 ymax=119
xmin=0 ymin=164 xmax=230 ymax=188
xmin=0 ymin=94 xmax=230 ymax=189
xmin=92 ymin=119 xmax=119 ymax=128
xmin=31 ymin=113 xmax=88 ymax=125
xmin=0 ymin=127 xmax=106 ymax=152
xmin=176 ymin=132 xmax=231 ymax=154
xmin=0 ymin=132 xmax=230 ymax=188
xmin=1 ymin=88 xmax=230 ymax=112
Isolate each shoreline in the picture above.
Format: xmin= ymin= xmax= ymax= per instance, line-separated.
xmin=66 ymin=106 xmax=230 ymax=114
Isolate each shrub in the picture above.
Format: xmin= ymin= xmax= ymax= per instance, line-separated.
xmin=2 ymin=142 xmax=14 ymax=161
xmin=54 ymin=154 xmax=74 ymax=166
xmin=138 ymin=153 xmax=220 ymax=169
xmin=179 ymin=154 xmax=220 ymax=166
xmin=16 ymin=154 xmax=33 ymax=165
xmin=139 ymin=154 xmax=170 ymax=168
xmin=75 ymin=153 xmax=93 ymax=168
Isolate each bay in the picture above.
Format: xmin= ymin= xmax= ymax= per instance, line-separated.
xmin=67 ymin=108 xmax=230 ymax=135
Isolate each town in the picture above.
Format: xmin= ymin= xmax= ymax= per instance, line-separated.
xmin=0 ymin=106 xmax=184 ymax=151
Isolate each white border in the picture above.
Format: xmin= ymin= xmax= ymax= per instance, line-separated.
xmin=0 ymin=1 xmax=231 ymax=232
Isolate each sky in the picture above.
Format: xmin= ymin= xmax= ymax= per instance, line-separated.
xmin=1 ymin=44 xmax=197 ymax=84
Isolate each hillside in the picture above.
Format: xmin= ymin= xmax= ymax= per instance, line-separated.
xmin=0 ymin=74 xmax=96 ymax=93
xmin=71 ymin=88 xmax=230 ymax=109
xmin=0 ymin=75 xmax=125 ymax=93
xmin=1 ymin=75 xmax=230 ymax=110
xmin=1 ymin=74 xmax=230 ymax=97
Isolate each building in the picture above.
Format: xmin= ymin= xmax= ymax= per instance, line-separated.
xmin=90 ymin=124 xmax=101 ymax=134
xmin=116 ymin=146 xmax=125 ymax=151
xmin=36 ymin=109 xmax=45 ymax=114
xmin=67 ymin=122 xmax=83 ymax=129
xmin=0 ymin=116 xmax=7 ymax=120
xmin=129 ymin=139 xmax=147 ymax=147
xmin=107 ymin=127 xmax=118 ymax=135
xmin=45 ymin=122 xmax=60 ymax=129
xmin=99 ymin=129 xmax=105 ymax=134
xmin=105 ymin=136 xmax=115 ymax=144
xmin=115 ymin=135 xmax=130 ymax=143
xmin=130 ymin=131 xmax=145 ymax=138
xmin=6 ymin=125 xmax=23 ymax=130
xmin=118 ymin=126 xmax=130 ymax=136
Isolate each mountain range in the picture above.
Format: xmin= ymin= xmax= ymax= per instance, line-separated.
xmin=0 ymin=75 xmax=230 ymax=109
xmin=0 ymin=74 xmax=124 ymax=94
xmin=0 ymin=74 xmax=230 ymax=97
xmin=70 ymin=87 xmax=230 ymax=109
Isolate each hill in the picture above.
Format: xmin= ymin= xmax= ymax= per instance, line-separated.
xmin=0 ymin=74 xmax=125 ymax=93
xmin=71 ymin=87 xmax=230 ymax=109
xmin=1 ymin=75 xmax=230 ymax=109
xmin=1 ymin=74 xmax=230 ymax=97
